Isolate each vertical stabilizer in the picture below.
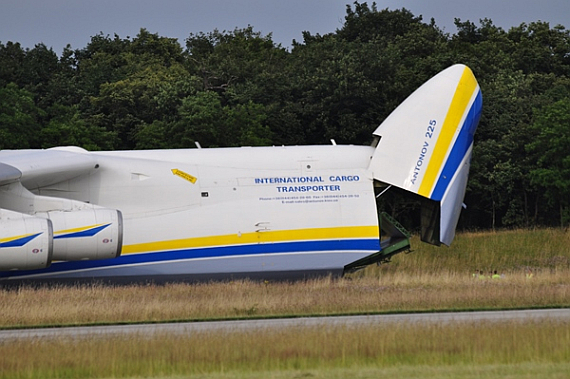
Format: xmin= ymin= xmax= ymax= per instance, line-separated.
xmin=369 ymin=64 xmax=482 ymax=246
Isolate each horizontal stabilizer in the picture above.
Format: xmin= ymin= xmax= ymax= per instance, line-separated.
xmin=369 ymin=64 xmax=482 ymax=245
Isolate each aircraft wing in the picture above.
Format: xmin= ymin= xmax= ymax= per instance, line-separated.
xmin=0 ymin=147 xmax=98 ymax=189
xmin=0 ymin=162 xmax=22 ymax=186
xmin=0 ymin=148 xmax=123 ymax=271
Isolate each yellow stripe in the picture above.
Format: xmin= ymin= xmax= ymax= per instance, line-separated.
xmin=418 ymin=67 xmax=478 ymax=197
xmin=54 ymin=224 xmax=105 ymax=235
xmin=122 ymin=226 xmax=379 ymax=254
xmin=0 ymin=234 xmax=32 ymax=243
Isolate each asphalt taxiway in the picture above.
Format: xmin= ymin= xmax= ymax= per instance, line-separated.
xmin=1 ymin=308 xmax=569 ymax=341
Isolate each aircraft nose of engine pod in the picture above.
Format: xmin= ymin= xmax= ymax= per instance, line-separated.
xmin=368 ymin=64 xmax=482 ymax=246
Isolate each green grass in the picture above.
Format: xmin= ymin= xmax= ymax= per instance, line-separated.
xmin=1 ymin=320 xmax=569 ymax=378
xmin=365 ymin=227 xmax=570 ymax=275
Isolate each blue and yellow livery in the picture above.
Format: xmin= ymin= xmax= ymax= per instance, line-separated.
xmin=53 ymin=224 xmax=111 ymax=240
xmin=0 ymin=233 xmax=42 ymax=248
xmin=0 ymin=64 xmax=481 ymax=282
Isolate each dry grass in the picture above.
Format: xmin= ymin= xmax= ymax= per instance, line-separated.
xmin=1 ymin=270 xmax=569 ymax=327
xmin=2 ymin=229 xmax=570 ymax=378
xmin=1 ymin=228 xmax=569 ymax=328
xmin=1 ymin=320 xmax=569 ymax=378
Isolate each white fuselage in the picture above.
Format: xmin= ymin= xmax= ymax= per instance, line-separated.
xmin=5 ymin=145 xmax=382 ymax=281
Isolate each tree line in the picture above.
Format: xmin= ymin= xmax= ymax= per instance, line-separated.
xmin=1 ymin=2 xmax=570 ymax=231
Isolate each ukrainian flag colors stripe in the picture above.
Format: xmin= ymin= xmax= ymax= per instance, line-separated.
xmin=123 ymin=225 xmax=380 ymax=255
xmin=418 ymin=66 xmax=479 ymax=198
xmin=0 ymin=237 xmax=381 ymax=278
xmin=0 ymin=225 xmax=380 ymax=278
xmin=0 ymin=233 xmax=42 ymax=248
xmin=53 ymin=224 xmax=111 ymax=239
xmin=430 ymin=89 xmax=482 ymax=201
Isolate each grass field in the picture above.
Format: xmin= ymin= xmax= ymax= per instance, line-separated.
xmin=1 ymin=321 xmax=569 ymax=378
xmin=1 ymin=268 xmax=569 ymax=327
xmin=2 ymin=228 xmax=569 ymax=328
xmin=1 ymin=228 xmax=570 ymax=378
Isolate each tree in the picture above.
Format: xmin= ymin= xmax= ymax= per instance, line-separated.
xmin=0 ymin=42 xmax=26 ymax=87
xmin=184 ymin=27 xmax=287 ymax=146
xmin=0 ymin=83 xmax=41 ymax=148
xmin=185 ymin=26 xmax=287 ymax=95
xmin=337 ymin=2 xmax=424 ymax=44
xmin=78 ymin=30 xmax=193 ymax=149
xmin=222 ymin=101 xmax=271 ymax=146
xmin=508 ymin=22 xmax=570 ymax=76
xmin=169 ymin=91 xmax=224 ymax=147
xmin=526 ymin=98 xmax=570 ymax=226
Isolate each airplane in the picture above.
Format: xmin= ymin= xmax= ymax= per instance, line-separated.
xmin=0 ymin=64 xmax=482 ymax=284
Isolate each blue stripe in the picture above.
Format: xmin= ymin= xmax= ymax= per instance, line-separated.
xmin=431 ymin=90 xmax=482 ymax=201
xmin=54 ymin=224 xmax=111 ymax=239
xmin=0 ymin=238 xmax=381 ymax=278
xmin=0 ymin=233 xmax=42 ymax=248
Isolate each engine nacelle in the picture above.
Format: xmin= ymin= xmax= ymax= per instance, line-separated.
xmin=37 ymin=208 xmax=123 ymax=261
xmin=0 ymin=209 xmax=53 ymax=271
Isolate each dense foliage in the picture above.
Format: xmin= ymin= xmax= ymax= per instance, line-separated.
xmin=1 ymin=2 xmax=569 ymax=230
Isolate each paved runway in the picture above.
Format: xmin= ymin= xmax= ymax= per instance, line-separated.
xmin=1 ymin=308 xmax=569 ymax=341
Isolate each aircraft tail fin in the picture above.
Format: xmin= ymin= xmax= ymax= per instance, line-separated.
xmin=369 ymin=64 xmax=482 ymax=246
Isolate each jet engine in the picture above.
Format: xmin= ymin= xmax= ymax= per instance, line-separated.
xmin=37 ymin=208 xmax=123 ymax=261
xmin=0 ymin=181 xmax=123 ymax=270
xmin=0 ymin=209 xmax=53 ymax=271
